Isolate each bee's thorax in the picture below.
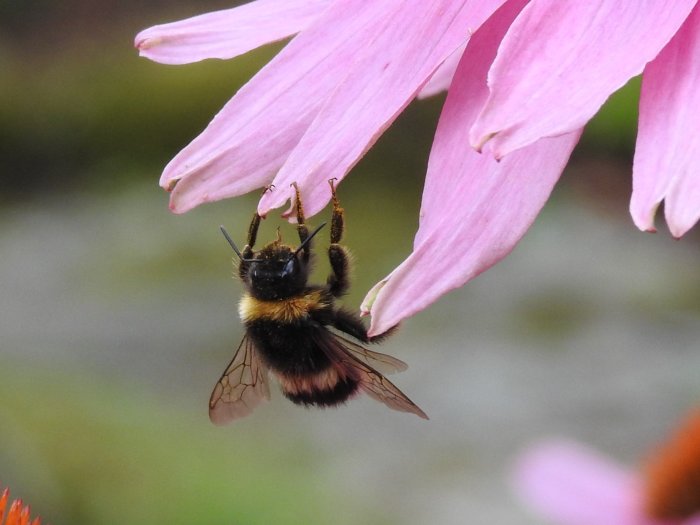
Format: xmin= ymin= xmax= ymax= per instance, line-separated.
xmin=238 ymin=290 xmax=329 ymax=324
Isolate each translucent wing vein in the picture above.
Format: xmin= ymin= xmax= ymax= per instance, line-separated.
xmin=209 ymin=335 xmax=270 ymax=425
xmin=328 ymin=330 xmax=408 ymax=375
xmin=316 ymin=331 xmax=428 ymax=419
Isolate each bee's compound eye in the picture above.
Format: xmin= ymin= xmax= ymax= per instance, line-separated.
xmin=282 ymin=259 xmax=296 ymax=277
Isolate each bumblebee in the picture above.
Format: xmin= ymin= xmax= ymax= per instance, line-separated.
xmin=209 ymin=180 xmax=427 ymax=424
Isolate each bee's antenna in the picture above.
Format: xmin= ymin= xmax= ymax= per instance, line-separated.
xmin=220 ymin=225 xmax=257 ymax=263
xmin=293 ymin=222 xmax=327 ymax=258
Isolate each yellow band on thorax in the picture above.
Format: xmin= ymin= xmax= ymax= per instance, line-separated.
xmin=238 ymin=290 xmax=327 ymax=323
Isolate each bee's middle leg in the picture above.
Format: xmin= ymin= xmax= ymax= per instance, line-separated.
xmin=327 ymin=179 xmax=350 ymax=297
xmin=291 ymin=183 xmax=311 ymax=263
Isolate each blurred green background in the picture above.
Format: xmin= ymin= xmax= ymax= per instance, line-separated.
xmin=1 ymin=2 xmax=699 ymax=524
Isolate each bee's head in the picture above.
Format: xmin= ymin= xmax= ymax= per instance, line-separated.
xmin=246 ymin=244 xmax=309 ymax=300
xmin=220 ymin=223 xmax=325 ymax=301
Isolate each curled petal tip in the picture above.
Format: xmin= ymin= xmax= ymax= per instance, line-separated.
xmin=634 ymin=222 xmax=657 ymax=234
xmin=162 ymin=178 xmax=179 ymax=193
xmin=135 ymin=36 xmax=158 ymax=52
xmin=630 ymin=200 xmax=660 ymax=235
xmin=134 ymin=27 xmax=164 ymax=53
xmin=361 ymin=278 xmax=389 ymax=317
xmin=631 ymin=215 xmax=658 ymax=235
xmin=471 ymin=131 xmax=497 ymax=153
xmin=359 ymin=304 xmax=370 ymax=318
xmin=669 ymin=225 xmax=686 ymax=239
xmin=258 ymin=185 xmax=293 ymax=218
xmin=667 ymin=212 xmax=700 ymax=238
xmin=477 ymin=135 xmax=509 ymax=161
xmin=168 ymin=195 xmax=195 ymax=215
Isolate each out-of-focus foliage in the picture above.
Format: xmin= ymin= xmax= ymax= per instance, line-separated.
xmin=0 ymin=32 xmax=267 ymax=199
xmin=1 ymin=363 xmax=366 ymax=525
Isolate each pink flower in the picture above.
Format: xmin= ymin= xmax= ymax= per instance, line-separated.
xmin=513 ymin=411 xmax=700 ymax=525
xmin=136 ymin=0 xmax=700 ymax=335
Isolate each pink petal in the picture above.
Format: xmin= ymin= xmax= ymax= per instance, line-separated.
xmin=164 ymin=0 xmax=399 ymax=213
xmin=365 ymin=0 xmax=580 ymax=336
xmin=258 ymin=0 xmax=508 ymax=219
xmin=631 ymin=3 xmax=700 ymax=238
xmin=417 ymin=42 xmax=466 ymax=99
xmin=513 ymin=441 xmax=653 ymax=525
xmin=470 ymin=0 xmax=699 ymax=159
xmin=135 ymin=0 xmax=331 ymax=65
xmin=360 ymin=273 xmax=392 ymax=316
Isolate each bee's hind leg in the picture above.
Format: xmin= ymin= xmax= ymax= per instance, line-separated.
xmin=331 ymin=308 xmax=398 ymax=343
xmin=323 ymin=180 xmax=398 ymax=341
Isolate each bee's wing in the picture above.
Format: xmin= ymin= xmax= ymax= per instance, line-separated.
xmin=316 ymin=332 xmax=428 ymax=420
xmin=328 ymin=330 xmax=408 ymax=375
xmin=209 ymin=335 xmax=271 ymax=425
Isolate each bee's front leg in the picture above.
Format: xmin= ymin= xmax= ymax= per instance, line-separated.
xmin=245 ymin=212 xmax=261 ymax=253
xmin=245 ymin=184 xmax=273 ymax=255
xmin=238 ymin=212 xmax=261 ymax=281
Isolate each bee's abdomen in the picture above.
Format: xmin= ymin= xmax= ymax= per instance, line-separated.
xmin=283 ymin=376 xmax=359 ymax=407
xmin=246 ymin=319 xmax=361 ymax=407
xmin=246 ymin=319 xmax=332 ymax=375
